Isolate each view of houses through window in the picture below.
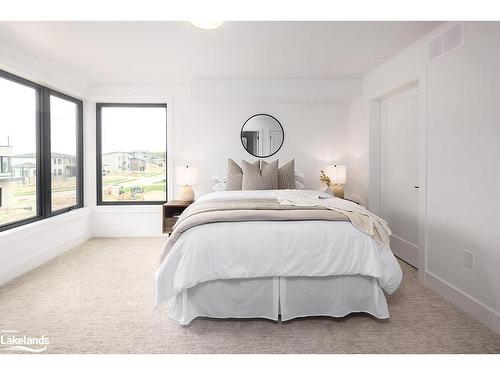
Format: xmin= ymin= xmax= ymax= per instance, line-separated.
xmin=0 ymin=72 xmax=82 ymax=229
xmin=0 ymin=76 xmax=38 ymax=226
xmin=98 ymin=105 xmax=167 ymax=203
xmin=50 ymin=94 xmax=78 ymax=211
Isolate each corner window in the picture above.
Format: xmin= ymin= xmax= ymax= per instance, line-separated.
xmin=96 ymin=103 xmax=167 ymax=205
xmin=50 ymin=94 xmax=82 ymax=212
xmin=0 ymin=69 xmax=83 ymax=232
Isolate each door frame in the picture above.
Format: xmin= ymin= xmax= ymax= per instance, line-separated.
xmin=368 ymin=79 xmax=428 ymax=282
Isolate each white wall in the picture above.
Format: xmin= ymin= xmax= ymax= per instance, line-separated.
xmin=0 ymin=37 xmax=92 ymax=286
xmin=4 ymin=22 xmax=498 ymax=338
xmin=347 ymin=22 xmax=500 ymax=334
xmin=89 ymin=79 xmax=353 ymax=236
xmin=0 ymin=209 xmax=92 ymax=285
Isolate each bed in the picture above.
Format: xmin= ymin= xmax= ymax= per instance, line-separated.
xmin=155 ymin=190 xmax=402 ymax=325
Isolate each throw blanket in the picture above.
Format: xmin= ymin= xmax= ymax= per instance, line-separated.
xmin=272 ymin=190 xmax=391 ymax=249
xmin=159 ymin=192 xmax=391 ymax=263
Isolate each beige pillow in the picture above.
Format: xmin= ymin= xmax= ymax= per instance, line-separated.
xmin=242 ymin=159 xmax=279 ymax=190
xmin=279 ymin=159 xmax=296 ymax=189
xmin=226 ymin=159 xmax=259 ymax=190
xmin=262 ymin=159 xmax=296 ymax=189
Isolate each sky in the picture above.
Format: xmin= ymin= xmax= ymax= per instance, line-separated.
xmin=101 ymin=107 xmax=166 ymax=154
xmin=1 ymin=76 xmax=166 ymax=158
xmin=0 ymin=76 xmax=37 ymax=155
xmin=0 ymin=77 xmax=76 ymax=156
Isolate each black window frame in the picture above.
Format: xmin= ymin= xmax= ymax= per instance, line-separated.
xmin=96 ymin=103 xmax=168 ymax=206
xmin=0 ymin=69 xmax=84 ymax=232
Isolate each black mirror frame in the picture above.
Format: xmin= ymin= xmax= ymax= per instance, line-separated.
xmin=240 ymin=113 xmax=284 ymax=158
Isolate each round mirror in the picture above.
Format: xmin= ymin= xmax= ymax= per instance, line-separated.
xmin=240 ymin=114 xmax=284 ymax=158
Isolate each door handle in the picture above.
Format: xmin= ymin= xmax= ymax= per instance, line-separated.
xmin=412 ymin=186 xmax=420 ymax=189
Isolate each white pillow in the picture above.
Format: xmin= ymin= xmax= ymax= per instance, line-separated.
xmin=211 ymin=182 xmax=226 ymax=192
xmin=211 ymin=170 xmax=227 ymax=183
xmin=295 ymin=181 xmax=305 ymax=189
xmin=294 ymin=170 xmax=305 ymax=179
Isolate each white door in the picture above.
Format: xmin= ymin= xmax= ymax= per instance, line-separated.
xmin=380 ymin=86 xmax=419 ymax=267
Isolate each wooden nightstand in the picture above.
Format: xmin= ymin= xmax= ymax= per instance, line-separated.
xmin=162 ymin=200 xmax=192 ymax=235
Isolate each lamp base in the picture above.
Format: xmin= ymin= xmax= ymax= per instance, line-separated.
xmin=332 ymin=184 xmax=344 ymax=199
xmin=177 ymin=185 xmax=194 ymax=202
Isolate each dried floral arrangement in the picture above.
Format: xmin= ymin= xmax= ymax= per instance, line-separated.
xmin=320 ymin=169 xmax=332 ymax=187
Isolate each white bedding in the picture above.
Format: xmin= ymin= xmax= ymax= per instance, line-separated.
xmin=155 ymin=190 xmax=402 ymax=307
xmin=170 ymin=275 xmax=390 ymax=325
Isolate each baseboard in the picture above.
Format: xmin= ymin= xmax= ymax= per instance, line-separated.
xmin=0 ymin=229 xmax=92 ymax=286
xmin=425 ymin=271 xmax=500 ymax=335
xmin=92 ymin=226 xmax=164 ymax=237
xmin=391 ymin=235 xmax=418 ymax=267
xmin=93 ymin=232 xmax=164 ymax=238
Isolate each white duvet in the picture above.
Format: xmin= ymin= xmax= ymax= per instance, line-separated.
xmin=155 ymin=190 xmax=402 ymax=306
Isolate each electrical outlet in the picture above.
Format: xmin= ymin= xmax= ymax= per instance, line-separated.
xmin=464 ymin=250 xmax=475 ymax=269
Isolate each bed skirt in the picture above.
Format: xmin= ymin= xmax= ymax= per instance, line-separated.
xmin=168 ymin=275 xmax=389 ymax=325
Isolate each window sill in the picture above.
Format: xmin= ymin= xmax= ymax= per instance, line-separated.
xmin=92 ymin=205 xmax=162 ymax=214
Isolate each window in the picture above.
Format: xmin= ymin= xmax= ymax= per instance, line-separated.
xmin=0 ymin=69 xmax=83 ymax=232
xmin=96 ymin=103 xmax=167 ymax=205
xmin=50 ymin=93 xmax=82 ymax=212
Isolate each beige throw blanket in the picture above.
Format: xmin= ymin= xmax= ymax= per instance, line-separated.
xmin=159 ymin=195 xmax=391 ymax=263
xmin=272 ymin=191 xmax=391 ymax=249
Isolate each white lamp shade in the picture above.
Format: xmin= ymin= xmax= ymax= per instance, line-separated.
xmin=176 ymin=166 xmax=195 ymax=186
xmin=190 ymin=21 xmax=224 ymax=30
xmin=325 ymin=165 xmax=346 ymax=184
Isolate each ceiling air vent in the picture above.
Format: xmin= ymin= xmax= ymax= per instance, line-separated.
xmin=428 ymin=22 xmax=464 ymax=63
xmin=444 ymin=23 xmax=464 ymax=54
xmin=428 ymin=34 xmax=444 ymax=62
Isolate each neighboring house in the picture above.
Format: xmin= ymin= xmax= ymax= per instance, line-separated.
xmin=103 ymin=151 xmax=163 ymax=173
xmin=1 ymin=145 xmax=13 ymax=207
xmin=12 ymin=152 xmax=76 ymax=179
xmin=102 ymin=164 xmax=111 ymax=176
xmin=0 ymin=145 xmax=12 ymax=180
xmin=150 ymin=155 xmax=165 ymax=167
xmin=11 ymin=162 xmax=36 ymax=179
xmin=130 ymin=151 xmax=151 ymax=163
xmin=1 ymin=144 xmax=23 ymax=208
xmin=102 ymin=152 xmax=131 ymax=172
xmin=130 ymin=157 xmax=146 ymax=172
xmin=51 ymin=152 xmax=77 ymax=177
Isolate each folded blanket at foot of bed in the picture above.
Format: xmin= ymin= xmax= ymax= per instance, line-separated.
xmin=159 ymin=193 xmax=391 ymax=263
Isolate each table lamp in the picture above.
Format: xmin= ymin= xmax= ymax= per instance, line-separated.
xmin=176 ymin=165 xmax=195 ymax=202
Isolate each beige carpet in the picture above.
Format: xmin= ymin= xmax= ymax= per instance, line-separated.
xmin=0 ymin=237 xmax=499 ymax=354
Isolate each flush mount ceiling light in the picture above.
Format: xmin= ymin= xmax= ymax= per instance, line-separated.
xmin=371 ymin=55 xmax=386 ymax=62
xmin=190 ymin=20 xmax=224 ymax=30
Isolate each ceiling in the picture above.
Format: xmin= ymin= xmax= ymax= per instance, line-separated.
xmin=0 ymin=21 xmax=441 ymax=85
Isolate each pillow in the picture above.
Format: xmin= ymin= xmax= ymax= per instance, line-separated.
xmin=279 ymin=159 xmax=296 ymax=189
xmin=226 ymin=159 xmax=259 ymax=190
xmin=295 ymin=181 xmax=305 ymax=189
xmin=211 ymin=170 xmax=227 ymax=183
xmin=242 ymin=159 xmax=279 ymax=190
xmin=211 ymin=182 xmax=226 ymax=192
xmin=213 ymin=169 xmax=304 ymax=183
xmin=213 ymin=180 xmax=303 ymax=191
xmin=294 ymin=170 xmax=305 ymax=179
xmin=261 ymin=159 xmax=296 ymax=189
